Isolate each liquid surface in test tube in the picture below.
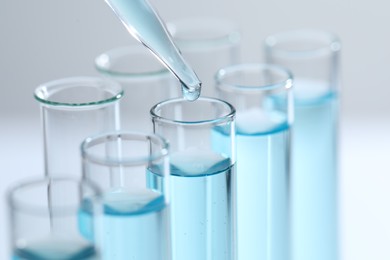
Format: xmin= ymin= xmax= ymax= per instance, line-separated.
xmin=105 ymin=0 xmax=201 ymax=101
xmin=78 ymin=189 xmax=168 ymax=260
xmin=12 ymin=238 xmax=97 ymax=260
xmin=148 ymin=149 xmax=235 ymax=260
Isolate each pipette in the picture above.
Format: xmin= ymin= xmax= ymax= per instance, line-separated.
xmin=105 ymin=0 xmax=202 ymax=101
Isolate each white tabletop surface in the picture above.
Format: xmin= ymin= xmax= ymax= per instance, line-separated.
xmin=1 ymin=114 xmax=389 ymax=260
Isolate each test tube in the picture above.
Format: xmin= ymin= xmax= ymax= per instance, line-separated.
xmin=215 ymin=63 xmax=293 ymax=260
xmin=167 ymin=18 xmax=241 ymax=97
xmin=34 ymin=77 xmax=123 ymax=178
xmin=7 ymin=177 xmax=102 ymax=260
xmin=81 ymin=131 xmax=171 ymax=260
xmin=151 ymin=97 xmax=236 ymax=260
xmin=95 ymin=45 xmax=180 ymax=132
xmin=264 ymin=29 xmax=340 ymax=260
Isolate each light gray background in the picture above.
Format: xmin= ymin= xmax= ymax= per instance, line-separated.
xmin=1 ymin=0 xmax=390 ymax=259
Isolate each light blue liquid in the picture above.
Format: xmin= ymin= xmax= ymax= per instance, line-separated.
xmin=105 ymin=0 xmax=201 ymax=101
xmin=291 ymin=90 xmax=338 ymax=260
xmin=226 ymin=112 xmax=290 ymax=260
xmin=149 ymin=153 xmax=235 ymax=260
xmin=12 ymin=240 xmax=97 ymax=260
xmin=79 ymin=190 xmax=169 ymax=260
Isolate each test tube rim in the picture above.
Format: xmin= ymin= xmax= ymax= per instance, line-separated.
xmin=34 ymin=76 xmax=123 ymax=108
xmin=95 ymin=45 xmax=172 ymax=79
xmin=166 ymin=17 xmax=241 ymax=50
xmin=6 ymin=177 xmax=102 ymax=216
xmin=150 ymin=97 xmax=236 ymax=126
xmin=215 ymin=63 xmax=293 ymax=93
xmin=264 ymin=28 xmax=341 ymax=58
xmin=81 ymin=131 xmax=169 ymax=167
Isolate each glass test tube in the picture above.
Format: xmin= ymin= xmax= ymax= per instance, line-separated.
xmin=95 ymin=45 xmax=180 ymax=132
xmin=81 ymin=132 xmax=171 ymax=260
xmin=167 ymin=18 xmax=241 ymax=97
xmin=151 ymin=97 xmax=236 ymax=260
xmin=264 ymin=29 xmax=340 ymax=260
xmin=216 ymin=63 xmax=293 ymax=260
xmin=34 ymin=77 xmax=122 ymax=178
xmin=7 ymin=178 xmax=102 ymax=260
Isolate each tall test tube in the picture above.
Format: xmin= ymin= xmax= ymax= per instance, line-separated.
xmin=81 ymin=131 xmax=171 ymax=260
xmin=34 ymin=77 xmax=122 ymax=178
xmin=151 ymin=97 xmax=237 ymax=260
xmin=265 ymin=29 xmax=340 ymax=260
xmin=216 ymin=63 xmax=293 ymax=260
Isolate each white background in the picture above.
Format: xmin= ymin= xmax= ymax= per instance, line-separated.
xmin=1 ymin=0 xmax=390 ymax=259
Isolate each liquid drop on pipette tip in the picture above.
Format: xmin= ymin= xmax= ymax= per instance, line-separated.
xmin=182 ymin=83 xmax=201 ymax=101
